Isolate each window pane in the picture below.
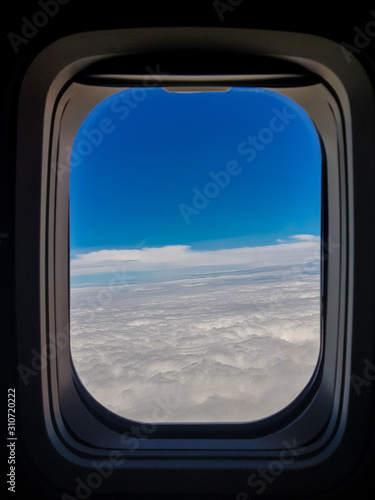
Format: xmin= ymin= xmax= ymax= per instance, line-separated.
xmin=70 ymin=87 xmax=321 ymax=423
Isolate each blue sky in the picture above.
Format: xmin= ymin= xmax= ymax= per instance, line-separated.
xmin=70 ymin=87 xmax=321 ymax=284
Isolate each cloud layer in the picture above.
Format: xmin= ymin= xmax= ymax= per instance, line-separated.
xmin=70 ymin=235 xmax=320 ymax=277
xmin=70 ymin=253 xmax=320 ymax=423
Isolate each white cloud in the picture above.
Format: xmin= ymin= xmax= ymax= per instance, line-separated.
xmin=291 ymin=234 xmax=320 ymax=242
xmin=71 ymin=235 xmax=320 ymax=277
xmin=70 ymin=260 xmax=320 ymax=423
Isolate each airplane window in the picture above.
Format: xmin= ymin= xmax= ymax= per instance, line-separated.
xmin=69 ymin=86 xmax=322 ymax=423
xmin=14 ymin=24 xmax=375 ymax=498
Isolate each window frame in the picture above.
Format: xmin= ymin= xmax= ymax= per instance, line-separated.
xmin=15 ymin=27 xmax=375 ymax=497
xmin=61 ymin=80 xmax=328 ymax=440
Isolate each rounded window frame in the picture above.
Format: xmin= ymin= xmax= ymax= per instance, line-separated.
xmin=15 ymin=27 xmax=375 ymax=497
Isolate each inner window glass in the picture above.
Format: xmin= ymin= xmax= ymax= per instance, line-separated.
xmin=69 ymin=86 xmax=321 ymax=423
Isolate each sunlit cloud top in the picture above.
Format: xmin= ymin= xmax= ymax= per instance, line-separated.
xmin=71 ymin=234 xmax=320 ymax=277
